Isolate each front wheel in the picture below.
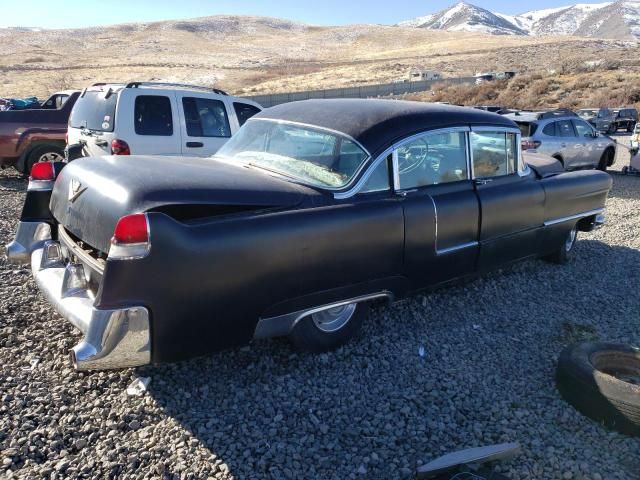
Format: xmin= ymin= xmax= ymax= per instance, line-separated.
xmin=607 ymin=124 xmax=617 ymax=135
xmin=545 ymin=224 xmax=577 ymax=264
xmin=289 ymin=301 xmax=370 ymax=353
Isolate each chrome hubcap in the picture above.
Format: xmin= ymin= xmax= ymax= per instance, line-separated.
xmin=38 ymin=152 xmax=63 ymax=163
xmin=565 ymin=226 xmax=577 ymax=253
xmin=311 ymin=303 xmax=357 ymax=333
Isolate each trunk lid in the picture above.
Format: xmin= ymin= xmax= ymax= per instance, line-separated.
xmin=51 ymin=155 xmax=315 ymax=253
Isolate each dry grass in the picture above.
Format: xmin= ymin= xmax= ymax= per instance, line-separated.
xmin=1 ymin=15 xmax=639 ymax=100
xmin=408 ymin=68 xmax=640 ymax=111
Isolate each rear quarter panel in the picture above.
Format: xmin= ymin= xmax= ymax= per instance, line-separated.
xmin=97 ymin=200 xmax=405 ymax=363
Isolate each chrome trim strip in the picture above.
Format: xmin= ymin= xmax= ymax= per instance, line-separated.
xmin=253 ymin=291 xmax=393 ymax=339
xmin=5 ymin=221 xmax=52 ymax=264
xmin=31 ymin=244 xmax=150 ymax=370
xmin=392 ymin=150 xmax=400 ymax=191
xmin=27 ymin=179 xmax=54 ymax=192
xmin=436 ymin=241 xmax=479 ymax=255
xmin=543 ymin=208 xmax=604 ymax=227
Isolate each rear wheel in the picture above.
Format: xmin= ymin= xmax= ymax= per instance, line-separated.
xmin=22 ymin=145 xmax=64 ymax=175
xmin=289 ymin=302 xmax=370 ymax=353
xmin=598 ymin=148 xmax=613 ymax=171
xmin=545 ymin=224 xmax=577 ymax=264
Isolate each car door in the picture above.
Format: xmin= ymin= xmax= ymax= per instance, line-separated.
xmin=573 ymin=119 xmax=599 ymax=167
xmin=393 ymin=128 xmax=480 ymax=286
xmin=470 ymin=128 xmax=546 ymax=271
xmin=127 ymin=92 xmax=181 ymax=155
xmin=176 ymin=93 xmax=232 ymax=156
xmin=555 ymin=119 xmax=581 ymax=169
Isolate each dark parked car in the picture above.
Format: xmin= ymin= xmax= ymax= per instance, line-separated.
xmin=612 ymin=107 xmax=638 ymax=132
xmin=6 ymin=100 xmax=612 ymax=370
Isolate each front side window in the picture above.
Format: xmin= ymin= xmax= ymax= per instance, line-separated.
xmin=183 ymin=97 xmax=230 ymax=138
xmin=233 ymin=102 xmax=261 ymax=127
xmin=471 ymin=131 xmax=517 ymax=178
xmin=397 ymin=131 xmax=468 ymax=189
xmin=573 ymin=120 xmax=594 ymax=138
xmin=216 ymin=120 xmax=369 ymax=189
xmin=134 ymin=96 xmax=173 ymax=136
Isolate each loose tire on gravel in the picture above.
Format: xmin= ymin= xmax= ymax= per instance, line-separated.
xmin=22 ymin=144 xmax=65 ymax=175
xmin=289 ymin=302 xmax=370 ymax=353
xmin=556 ymin=342 xmax=640 ymax=436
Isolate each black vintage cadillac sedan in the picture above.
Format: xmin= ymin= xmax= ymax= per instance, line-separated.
xmin=6 ymin=100 xmax=612 ymax=370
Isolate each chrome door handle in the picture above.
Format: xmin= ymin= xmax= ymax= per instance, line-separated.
xmin=474 ymin=178 xmax=493 ymax=186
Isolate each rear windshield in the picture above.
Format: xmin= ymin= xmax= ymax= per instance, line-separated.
xmin=69 ymin=90 xmax=118 ymax=132
xmin=515 ymin=121 xmax=537 ymax=137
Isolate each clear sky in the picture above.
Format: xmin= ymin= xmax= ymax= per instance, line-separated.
xmin=1 ymin=0 xmax=609 ymax=28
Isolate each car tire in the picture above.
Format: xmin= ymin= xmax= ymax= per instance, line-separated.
xmin=627 ymin=123 xmax=635 ymax=133
xmin=22 ymin=144 xmax=65 ymax=175
xmin=556 ymin=342 xmax=640 ymax=436
xmin=607 ymin=124 xmax=617 ymax=135
xmin=597 ymin=149 xmax=613 ymax=171
xmin=544 ymin=224 xmax=577 ymax=264
xmin=289 ymin=301 xmax=370 ymax=353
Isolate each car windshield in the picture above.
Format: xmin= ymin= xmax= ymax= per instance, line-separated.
xmin=215 ymin=119 xmax=369 ymax=189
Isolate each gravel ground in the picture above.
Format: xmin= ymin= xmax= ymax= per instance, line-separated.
xmin=1 ymin=160 xmax=640 ymax=480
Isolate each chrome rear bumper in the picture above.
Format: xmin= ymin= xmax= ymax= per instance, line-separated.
xmin=5 ymin=221 xmax=52 ymax=264
xmin=31 ymin=240 xmax=151 ymax=370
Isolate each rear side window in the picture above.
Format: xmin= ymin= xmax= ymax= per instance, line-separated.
xmin=542 ymin=122 xmax=556 ymax=136
xmin=233 ymin=102 xmax=261 ymax=127
xmin=135 ymin=96 xmax=173 ymax=136
xmin=183 ymin=97 xmax=231 ymax=138
xmin=516 ymin=121 xmax=537 ymax=137
xmin=471 ymin=131 xmax=517 ymax=178
xmin=69 ymin=90 xmax=118 ymax=132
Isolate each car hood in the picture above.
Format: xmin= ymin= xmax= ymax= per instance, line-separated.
xmin=51 ymin=155 xmax=320 ymax=253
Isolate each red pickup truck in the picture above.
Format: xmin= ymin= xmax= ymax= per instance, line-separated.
xmin=0 ymin=90 xmax=80 ymax=174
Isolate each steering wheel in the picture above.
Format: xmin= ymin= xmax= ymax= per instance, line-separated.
xmin=397 ymin=138 xmax=429 ymax=174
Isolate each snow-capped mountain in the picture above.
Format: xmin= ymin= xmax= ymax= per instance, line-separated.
xmin=398 ymin=2 xmax=527 ymax=35
xmin=399 ymin=1 xmax=640 ymax=39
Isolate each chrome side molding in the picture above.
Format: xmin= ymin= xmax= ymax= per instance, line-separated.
xmin=543 ymin=208 xmax=605 ymax=227
xmin=254 ymin=291 xmax=393 ymax=340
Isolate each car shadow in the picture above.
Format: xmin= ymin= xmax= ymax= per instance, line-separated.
xmin=140 ymin=240 xmax=640 ymax=479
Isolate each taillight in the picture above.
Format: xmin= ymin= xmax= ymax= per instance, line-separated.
xmin=111 ymin=139 xmax=130 ymax=155
xmin=521 ymin=139 xmax=541 ymax=151
xmin=109 ymin=213 xmax=150 ymax=259
xmin=27 ymin=162 xmax=56 ymax=191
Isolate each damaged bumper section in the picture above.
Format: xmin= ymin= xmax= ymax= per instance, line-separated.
xmin=29 ymin=238 xmax=151 ymax=370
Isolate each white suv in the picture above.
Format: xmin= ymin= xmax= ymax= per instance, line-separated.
xmin=67 ymin=82 xmax=262 ymax=158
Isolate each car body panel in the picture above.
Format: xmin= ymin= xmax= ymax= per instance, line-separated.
xmin=9 ymin=100 xmax=614 ymax=368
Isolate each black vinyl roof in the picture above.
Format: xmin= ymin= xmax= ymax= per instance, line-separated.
xmin=255 ymin=99 xmax=518 ymax=157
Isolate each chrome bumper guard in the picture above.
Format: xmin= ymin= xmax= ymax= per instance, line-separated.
xmin=5 ymin=221 xmax=52 ymax=264
xmin=31 ymin=241 xmax=150 ymax=370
